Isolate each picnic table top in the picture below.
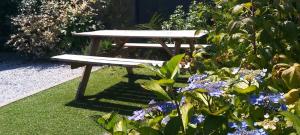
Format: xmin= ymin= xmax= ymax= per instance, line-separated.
xmin=72 ymin=30 xmax=207 ymax=38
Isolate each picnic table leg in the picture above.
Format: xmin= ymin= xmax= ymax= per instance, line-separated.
xmin=75 ymin=38 xmax=100 ymax=100
xmin=174 ymin=39 xmax=182 ymax=55
xmin=188 ymin=39 xmax=195 ymax=57
xmin=126 ymin=67 xmax=135 ymax=83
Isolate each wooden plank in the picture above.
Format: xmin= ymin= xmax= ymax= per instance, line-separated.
xmin=72 ymin=30 xmax=207 ymax=39
xmin=76 ymin=38 xmax=100 ymax=100
xmin=112 ymin=43 xmax=210 ymax=48
xmin=52 ymin=54 xmax=164 ymax=67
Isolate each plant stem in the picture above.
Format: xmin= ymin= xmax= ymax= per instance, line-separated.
xmin=251 ymin=0 xmax=257 ymax=54
xmin=168 ymin=86 xmax=186 ymax=134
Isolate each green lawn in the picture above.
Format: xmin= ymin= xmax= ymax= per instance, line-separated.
xmin=0 ymin=67 xmax=162 ymax=135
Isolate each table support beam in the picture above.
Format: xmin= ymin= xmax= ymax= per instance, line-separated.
xmin=75 ymin=38 xmax=100 ymax=100
xmin=174 ymin=39 xmax=182 ymax=55
xmin=156 ymin=39 xmax=174 ymax=56
xmin=188 ymin=39 xmax=196 ymax=57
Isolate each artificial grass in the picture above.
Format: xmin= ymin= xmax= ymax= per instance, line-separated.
xmin=0 ymin=67 xmax=160 ymax=135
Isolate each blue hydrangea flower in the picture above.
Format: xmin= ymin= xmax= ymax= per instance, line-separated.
xmin=129 ymin=97 xmax=186 ymax=121
xmin=156 ymin=102 xmax=177 ymax=114
xmin=128 ymin=109 xmax=148 ymax=121
xmin=255 ymin=69 xmax=267 ymax=83
xmin=228 ymin=121 xmax=267 ymax=135
xmin=228 ymin=128 xmax=267 ymax=135
xmin=190 ymin=114 xmax=205 ymax=125
xmin=188 ymin=73 xmax=208 ymax=83
xmin=250 ymin=93 xmax=287 ymax=111
xmin=180 ymin=75 xmax=227 ymax=97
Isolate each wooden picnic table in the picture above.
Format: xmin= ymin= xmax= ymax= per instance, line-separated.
xmin=55 ymin=30 xmax=208 ymax=100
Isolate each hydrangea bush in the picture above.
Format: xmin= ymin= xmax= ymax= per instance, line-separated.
xmin=96 ymin=0 xmax=300 ymax=134
xmin=97 ymin=54 xmax=300 ymax=135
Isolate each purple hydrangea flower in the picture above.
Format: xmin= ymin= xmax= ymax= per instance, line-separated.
xmin=228 ymin=122 xmax=267 ymax=135
xmin=190 ymin=114 xmax=205 ymax=125
xmin=180 ymin=80 xmax=227 ymax=97
xmin=156 ymin=102 xmax=177 ymax=114
xmin=188 ymin=73 xmax=208 ymax=83
xmin=250 ymin=93 xmax=287 ymax=111
xmin=179 ymin=73 xmax=227 ymax=97
xmin=228 ymin=128 xmax=267 ymax=135
xmin=229 ymin=122 xmax=238 ymax=128
xmin=255 ymin=69 xmax=267 ymax=83
xmin=128 ymin=109 xmax=148 ymax=121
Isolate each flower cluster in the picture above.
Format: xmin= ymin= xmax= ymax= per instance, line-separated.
xmin=228 ymin=121 xmax=267 ymax=135
xmin=129 ymin=97 xmax=186 ymax=121
xmin=190 ymin=114 xmax=205 ymax=125
xmin=250 ymin=93 xmax=287 ymax=111
xmin=179 ymin=73 xmax=227 ymax=97
xmin=238 ymin=69 xmax=268 ymax=84
xmin=254 ymin=113 xmax=280 ymax=130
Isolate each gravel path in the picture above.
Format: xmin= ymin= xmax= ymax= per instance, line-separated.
xmin=0 ymin=53 xmax=100 ymax=107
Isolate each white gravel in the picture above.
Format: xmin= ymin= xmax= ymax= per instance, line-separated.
xmin=0 ymin=53 xmax=100 ymax=107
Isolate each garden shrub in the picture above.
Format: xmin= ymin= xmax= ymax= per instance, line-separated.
xmin=7 ymin=0 xmax=103 ymax=58
xmin=95 ymin=0 xmax=300 ymax=134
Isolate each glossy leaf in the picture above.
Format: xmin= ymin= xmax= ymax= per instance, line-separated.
xmin=164 ymin=116 xmax=181 ymax=135
xmin=280 ymin=111 xmax=300 ymax=134
xmin=113 ymin=118 xmax=127 ymax=133
xmin=282 ymin=63 xmax=300 ymax=89
xmin=141 ymin=80 xmax=171 ymax=100
xmin=139 ymin=64 xmax=165 ymax=78
xmin=234 ymin=85 xmax=257 ymax=94
xmin=284 ymin=89 xmax=300 ymax=105
xmin=158 ymin=79 xmax=175 ymax=86
xmin=113 ymin=131 xmax=127 ymax=135
xmin=180 ymin=102 xmax=193 ymax=132
xmin=137 ymin=127 xmax=161 ymax=135
xmin=160 ymin=54 xmax=185 ymax=79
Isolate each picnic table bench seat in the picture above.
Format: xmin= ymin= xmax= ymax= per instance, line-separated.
xmin=51 ymin=54 xmax=164 ymax=67
xmin=112 ymin=43 xmax=210 ymax=49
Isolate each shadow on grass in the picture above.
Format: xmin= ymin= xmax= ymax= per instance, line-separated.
xmin=66 ymin=76 xmax=157 ymax=115
xmin=66 ymin=74 xmax=188 ymax=115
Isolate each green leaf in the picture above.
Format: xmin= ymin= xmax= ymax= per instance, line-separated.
xmin=203 ymin=115 xmax=227 ymax=135
xmin=113 ymin=118 xmax=127 ymax=133
xmin=160 ymin=54 xmax=185 ymax=79
xmin=158 ymin=79 xmax=175 ymax=86
xmin=106 ymin=113 xmax=120 ymax=131
xmin=164 ymin=116 xmax=181 ymax=135
xmin=282 ymin=21 xmax=297 ymax=41
xmin=243 ymin=2 xmax=252 ymax=9
xmin=295 ymin=101 xmax=300 ymax=116
xmin=180 ymin=102 xmax=193 ymax=132
xmin=148 ymin=116 xmax=163 ymax=127
xmin=97 ymin=113 xmax=120 ymax=133
xmin=235 ymin=85 xmax=257 ymax=94
xmin=139 ymin=64 xmax=165 ymax=78
xmin=281 ymin=63 xmax=300 ymax=89
xmin=211 ymin=105 xmax=231 ymax=116
xmin=284 ymin=89 xmax=300 ymax=105
xmin=280 ymin=111 xmax=300 ymax=134
xmin=113 ymin=131 xmax=127 ymax=135
xmin=141 ymin=80 xmax=171 ymax=100
xmin=137 ymin=127 xmax=161 ymax=135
